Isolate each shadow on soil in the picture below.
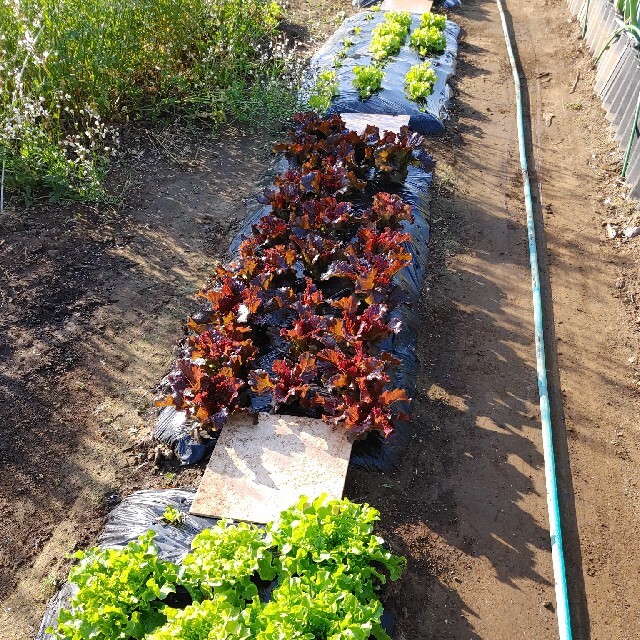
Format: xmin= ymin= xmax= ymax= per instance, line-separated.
xmin=499 ymin=3 xmax=591 ymax=637
xmin=0 ymin=125 xmax=271 ymax=604
xmin=345 ymin=0 xmax=590 ymax=637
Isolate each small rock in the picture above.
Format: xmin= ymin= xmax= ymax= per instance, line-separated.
xmin=616 ymin=277 xmax=626 ymax=290
xmin=606 ymin=224 xmax=618 ymax=239
xmin=623 ymin=226 xmax=640 ymax=238
xmin=543 ymin=600 xmax=555 ymax=611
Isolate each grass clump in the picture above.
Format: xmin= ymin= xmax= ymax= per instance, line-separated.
xmin=352 ymin=65 xmax=385 ymax=100
xmin=0 ymin=0 xmax=299 ymax=203
xmin=308 ymin=71 xmax=338 ymax=114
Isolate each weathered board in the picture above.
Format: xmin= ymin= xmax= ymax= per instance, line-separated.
xmin=189 ymin=414 xmax=352 ymax=523
xmin=340 ymin=113 xmax=411 ymax=134
xmin=380 ymin=0 xmax=434 ymax=13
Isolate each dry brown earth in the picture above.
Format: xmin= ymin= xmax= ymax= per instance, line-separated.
xmin=2 ymin=0 xmax=640 ymax=638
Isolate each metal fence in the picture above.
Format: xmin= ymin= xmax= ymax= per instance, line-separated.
xmin=568 ymin=0 xmax=640 ymax=200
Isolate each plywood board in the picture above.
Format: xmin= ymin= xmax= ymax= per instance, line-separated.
xmin=380 ymin=0 xmax=434 ymax=12
xmin=190 ymin=414 xmax=352 ymax=523
xmin=340 ymin=113 xmax=410 ymax=135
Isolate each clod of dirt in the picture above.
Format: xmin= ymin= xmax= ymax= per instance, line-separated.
xmin=151 ymin=445 xmax=173 ymax=468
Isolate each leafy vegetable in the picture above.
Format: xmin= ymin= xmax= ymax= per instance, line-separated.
xmin=180 ymin=521 xmax=276 ymax=603
xmin=156 ymin=360 xmax=247 ymax=431
xmin=187 ymin=330 xmax=257 ymax=376
xmin=323 ymin=227 xmax=413 ymax=305
xmin=48 ymin=532 xmax=178 ymax=640
xmin=328 ymin=298 xmax=402 ymax=347
xmin=255 ymin=573 xmax=389 ymax=640
xmin=353 ymin=65 xmax=385 ymax=99
xmin=371 ymin=127 xmax=434 ymax=183
xmin=420 ymin=11 xmax=447 ymax=30
xmin=53 ymin=497 xmax=406 ymax=640
xmin=162 ymin=505 xmax=185 ymax=526
xmin=385 ymin=10 xmax=413 ymax=32
xmin=146 ymin=596 xmax=253 ymax=640
xmin=410 ymin=26 xmax=447 ymax=56
xmin=369 ymin=13 xmax=411 ymax=62
xmin=315 ymin=343 xmax=409 ymax=437
xmin=266 ymin=495 xmax=406 ymax=599
xmin=405 ymin=62 xmax=438 ymax=101
xmin=249 ymin=353 xmax=318 ymax=410
xmin=364 ymin=192 xmax=415 ymax=229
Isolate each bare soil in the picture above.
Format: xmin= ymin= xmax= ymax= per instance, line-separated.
xmin=349 ymin=0 xmax=640 ymax=637
xmin=0 ymin=2 xmax=356 ymax=637
xmin=2 ymin=0 xmax=640 ymax=638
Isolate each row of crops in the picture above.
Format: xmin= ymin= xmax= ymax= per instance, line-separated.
xmin=305 ymin=7 xmax=459 ymax=135
xmin=155 ymin=112 xmax=430 ymax=440
xmin=42 ymin=7 xmax=458 ymax=640
xmin=48 ymin=497 xmax=404 ymax=640
xmin=309 ymin=9 xmax=448 ymax=104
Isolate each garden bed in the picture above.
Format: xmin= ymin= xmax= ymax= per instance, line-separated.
xmin=307 ymin=9 xmax=460 ymax=134
xmin=154 ymin=112 xmax=435 ymax=472
xmin=38 ymin=491 xmax=403 ymax=640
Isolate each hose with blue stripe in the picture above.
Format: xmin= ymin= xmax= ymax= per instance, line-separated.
xmin=494 ymin=0 xmax=573 ymax=637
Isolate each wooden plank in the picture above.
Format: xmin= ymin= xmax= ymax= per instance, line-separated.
xmin=380 ymin=0 xmax=434 ymax=13
xmin=190 ymin=414 xmax=352 ymax=524
xmin=340 ymin=113 xmax=411 ymax=134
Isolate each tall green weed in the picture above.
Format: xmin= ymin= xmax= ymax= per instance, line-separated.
xmin=0 ymin=0 xmax=299 ymax=202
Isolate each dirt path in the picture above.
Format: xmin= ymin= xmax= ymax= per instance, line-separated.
xmin=0 ymin=127 xmax=274 ymax=639
xmin=508 ymin=0 xmax=640 ymax=635
xmin=349 ymin=0 xmax=639 ymax=637
xmin=346 ymin=0 xmax=558 ymax=636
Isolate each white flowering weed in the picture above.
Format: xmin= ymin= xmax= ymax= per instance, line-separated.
xmin=0 ymin=0 xmax=299 ymax=203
